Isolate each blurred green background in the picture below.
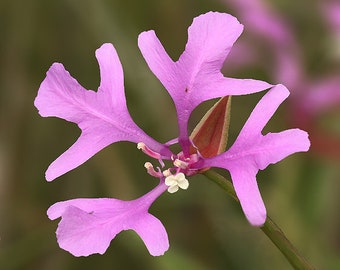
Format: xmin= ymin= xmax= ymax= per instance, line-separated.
xmin=1 ymin=0 xmax=340 ymax=269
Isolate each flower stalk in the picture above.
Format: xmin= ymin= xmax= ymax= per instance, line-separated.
xmin=203 ymin=170 xmax=317 ymax=270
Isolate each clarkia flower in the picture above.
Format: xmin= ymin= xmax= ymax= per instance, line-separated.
xmin=35 ymin=12 xmax=310 ymax=257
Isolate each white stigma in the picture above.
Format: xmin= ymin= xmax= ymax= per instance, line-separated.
xmin=165 ymin=172 xmax=189 ymax=193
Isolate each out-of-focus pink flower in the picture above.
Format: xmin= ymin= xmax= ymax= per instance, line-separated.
xmin=224 ymin=0 xmax=293 ymax=44
xmin=322 ymin=1 xmax=340 ymax=34
xmin=223 ymin=0 xmax=340 ymax=159
xmin=223 ymin=0 xmax=302 ymax=87
xmin=321 ymin=1 xmax=340 ymax=61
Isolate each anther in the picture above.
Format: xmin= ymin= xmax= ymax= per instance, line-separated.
xmin=173 ymin=159 xmax=189 ymax=169
xmin=137 ymin=142 xmax=161 ymax=159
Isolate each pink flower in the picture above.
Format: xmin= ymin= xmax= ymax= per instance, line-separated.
xmin=35 ymin=12 xmax=310 ymax=257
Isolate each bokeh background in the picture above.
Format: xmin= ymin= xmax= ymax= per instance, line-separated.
xmin=1 ymin=0 xmax=340 ymax=269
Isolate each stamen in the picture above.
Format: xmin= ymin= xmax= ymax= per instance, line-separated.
xmin=137 ymin=142 xmax=165 ymax=167
xmin=144 ymin=162 xmax=162 ymax=178
xmin=173 ymin=159 xmax=189 ymax=169
xmin=162 ymin=169 xmax=172 ymax=177
xmin=137 ymin=142 xmax=162 ymax=159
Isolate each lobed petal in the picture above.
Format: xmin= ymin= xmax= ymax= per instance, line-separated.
xmin=47 ymin=182 xmax=169 ymax=256
xmin=198 ymin=85 xmax=310 ymax=225
xmin=130 ymin=213 xmax=169 ymax=256
xmin=35 ymin=43 xmax=170 ymax=181
xmin=139 ymin=12 xmax=271 ymax=153
xmin=137 ymin=30 xmax=178 ymax=95
xmin=234 ymin=84 xmax=289 ymax=140
xmin=177 ymin=12 xmax=271 ymax=104
xmin=229 ymin=165 xmax=266 ymax=226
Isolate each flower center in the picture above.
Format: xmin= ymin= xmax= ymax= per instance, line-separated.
xmin=138 ymin=142 xmax=200 ymax=193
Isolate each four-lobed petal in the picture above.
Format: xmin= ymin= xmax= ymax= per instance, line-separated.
xmin=34 ymin=43 xmax=171 ymax=181
xmin=47 ymin=182 xmax=169 ymax=256
xmin=196 ymin=85 xmax=310 ymax=226
xmin=138 ymin=12 xmax=272 ymax=153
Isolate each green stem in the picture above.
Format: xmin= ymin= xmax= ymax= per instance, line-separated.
xmin=203 ymin=170 xmax=317 ymax=270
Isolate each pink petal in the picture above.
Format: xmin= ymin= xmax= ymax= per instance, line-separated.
xmin=34 ymin=43 xmax=170 ymax=181
xmin=229 ymin=165 xmax=266 ymax=226
xmin=47 ymin=183 xmax=169 ymax=256
xmin=129 ymin=213 xmax=169 ymax=256
xmin=234 ymin=84 xmax=290 ymax=138
xmin=138 ymin=12 xmax=271 ymax=152
xmin=199 ymin=85 xmax=310 ymax=225
xmin=137 ymin=30 xmax=178 ymax=96
xmin=177 ymin=12 xmax=271 ymax=103
xmin=53 ymin=205 xmax=114 ymax=256
xmin=96 ymin=43 xmax=126 ymax=109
